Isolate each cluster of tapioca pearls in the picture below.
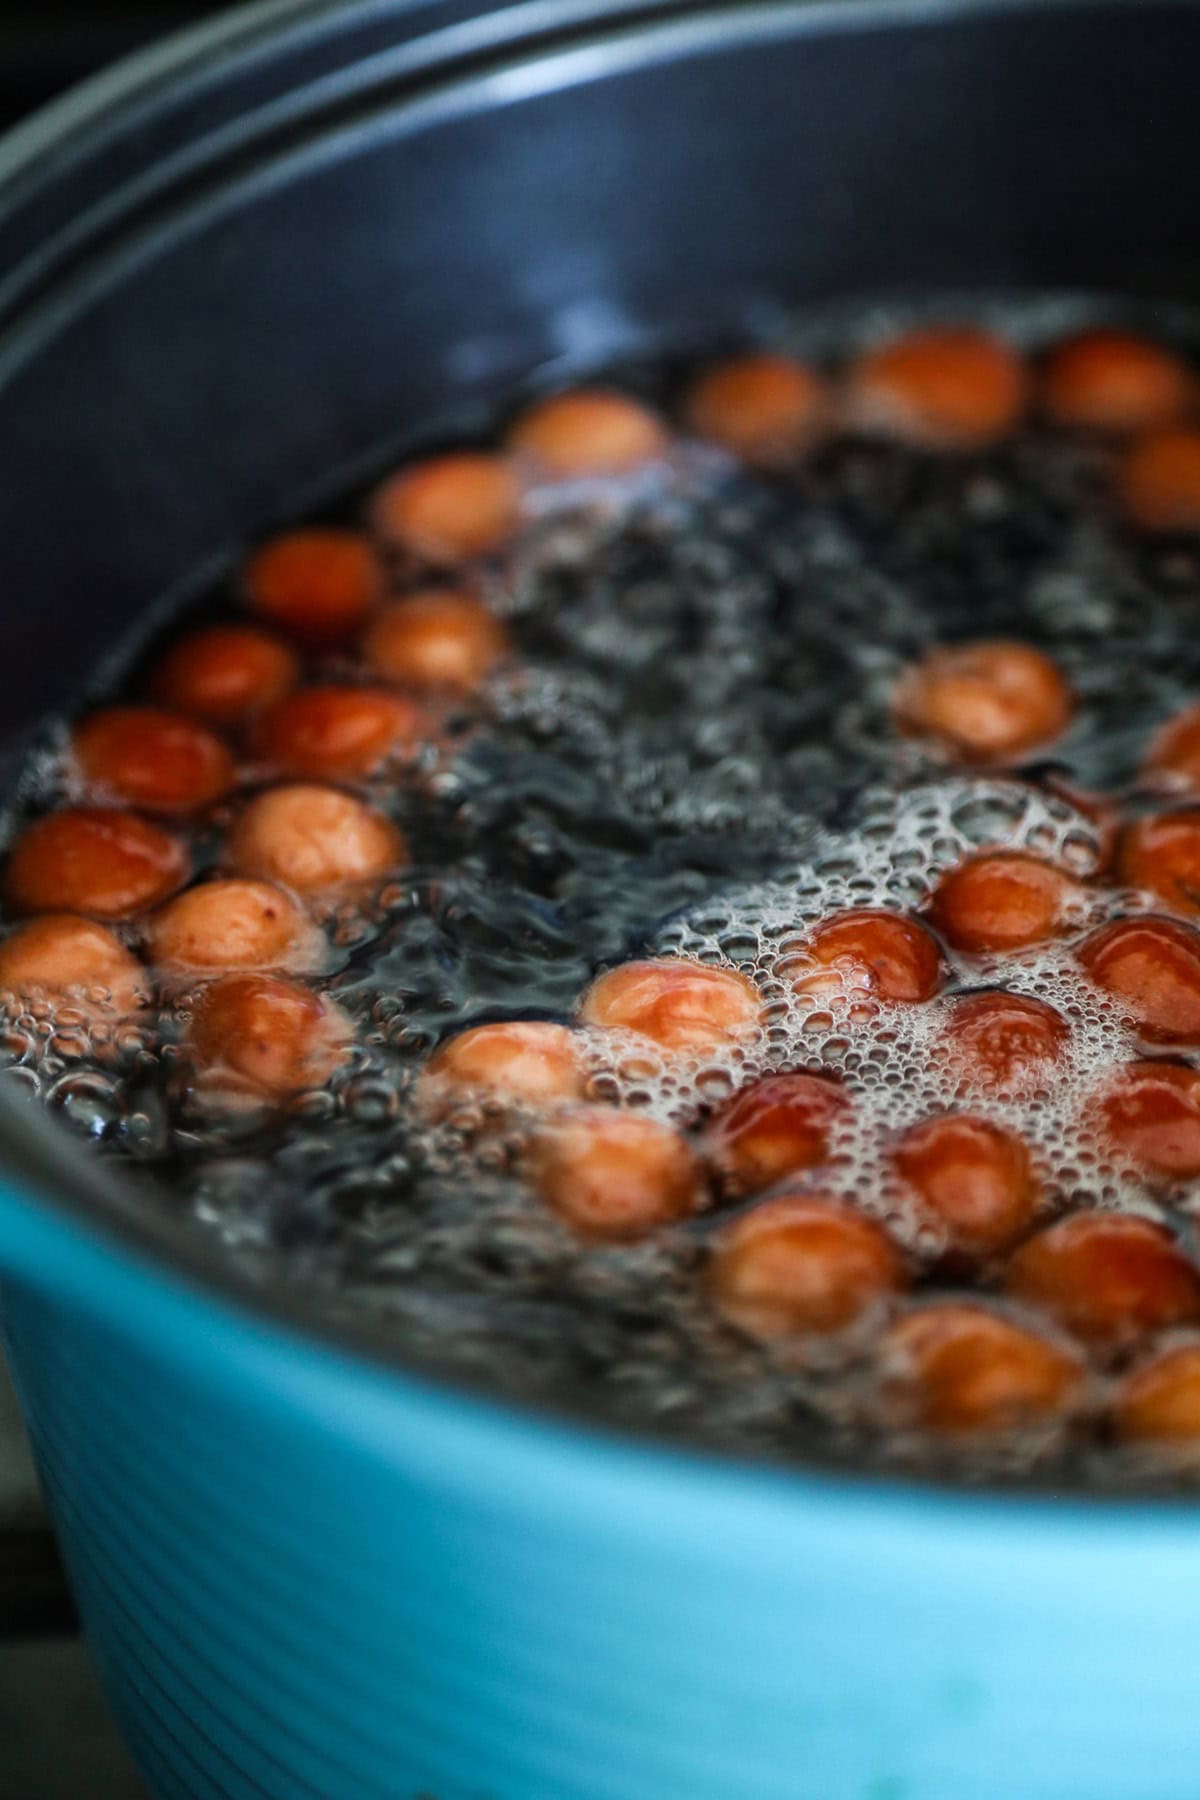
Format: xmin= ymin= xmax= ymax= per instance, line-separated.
xmin=0 ymin=371 xmax=780 ymax=1102
xmin=11 ymin=321 xmax=1200 ymax=1427
xmin=692 ymin=322 xmax=1200 ymax=532
xmin=0 ymin=320 xmax=1157 ymax=1106
xmin=0 ymin=460 xmax=529 ymax=1106
xmin=415 ymin=897 xmax=1200 ymax=1448
xmin=416 ymin=600 xmax=1200 ymax=1451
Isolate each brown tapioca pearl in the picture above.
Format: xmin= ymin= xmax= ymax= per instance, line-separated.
xmin=1078 ymin=915 xmax=1200 ymax=1043
xmin=150 ymin=624 xmax=300 ymax=726
xmin=420 ymin=1021 xmax=585 ymax=1111
xmin=0 ymin=915 xmax=147 ymax=1013
xmin=1118 ymin=811 xmax=1200 ymax=916
xmin=362 ymin=589 xmax=511 ymax=695
xmin=710 ymin=1193 xmax=906 ymax=1340
xmin=71 ymin=707 xmax=234 ymax=815
xmin=788 ymin=910 xmax=943 ymax=1006
xmin=893 ymin=640 xmax=1073 ymax=765
xmin=1005 ymin=1212 xmax=1200 ymax=1351
xmin=703 ymin=1071 xmax=850 ymax=1198
xmin=1144 ymin=703 xmax=1200 ymax=790
xmin=1040 ymin=330 xmax=1193 ymax=436
xmin=928 ymin=851 xmax=1084 ymax=954
xmin=893 ymin=1114 xmax=1040 ymax=1257
xmin=1114 ymin=1342 xmax=1200 ymax=1444
xmin=683 ymin=354 xmax=829 ymax=464
xmin=880 ymin=1302 xmax=1085 ymax=1435
xmin=1117 ymin=428 xmax=1200 ymax=534
xmin=5 ymin=808 xmax=188 ymax=921
xmin=226 ymin=785 xmax=404 ymax=896
xmin=532 ymin=1106 xmax=705 ymax=1240
xmin=254 ymin=686 xmax=427 ymax=782
xmin=371 ymin=453 xmax=523 ymax=564
xmin=506 ymin=389 xmax=667 ymax=477
xmin=146 ymin=880 xmax=323 ymax=978
xmin=941 ymin=991 xmax=1070 ymax=1096
xmin=187 ymin=973 xmax=352 ymax=1108
xmin=1099 ymin=1061 xmax=1200 ymax=1180
xmin=579 ymin=958 xmax=762 ymax=1056
xmin=244 ymin=529 xmax=381 ymax=646
xmin=844 ymin=327 xmax=1029 ymax=451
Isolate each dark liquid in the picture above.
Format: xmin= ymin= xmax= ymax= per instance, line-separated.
xmin=9 ymin=295 xmax=1200 ymax=1489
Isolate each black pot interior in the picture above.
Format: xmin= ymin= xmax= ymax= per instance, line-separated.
xmin=0 ymin=0 xmax=1199 ymax=1325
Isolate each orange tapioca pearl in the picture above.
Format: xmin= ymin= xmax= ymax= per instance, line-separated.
xmin=578 ymin=958 xmax=762 ymax=1056
xmin=150 ymin=624 xmax=299 ymax=726
xmin=362 ymin=589 xmax=511 ymax=695
xmin=531 ymin=1105 xmax=705 ymax=1240
xmin=880 ymin=1302 xmax=1084 ymax=1435
xmin=703 ymin=1071 xmax=850 ymax=1198
xmin=0 ymin=915 xmax=147 ymax=1013
xmin=710 ymin=1193 xmax=906 ymax=1340
xmin=187 ymin=973 xmax=351 ymax=1107
xmin=5 ymin=808 xmax=188 ymax=921
xmin=682 ymin=354 xmax=829 ymax=464
xmin=1099 ymin=1061 xmax=1200 ymax=1180
xmin=1114 ymin=1342 xmax=1200 ymax=1445
xmin=226 ymin=785 xmax=404 ymax=896
xmin=1144 ymin=703 xmax=1200 ymax=790
xmin=928 ymin=851 xmax=1084 ymax=953
xmin=844 ymin=326 xmax=1029 ymax=451
xmin=893 ymin=1114 xmax=1040 ymax=1257
xmin=254 ymin=686 xmax=426 ymax=782
xmin=71 ymin=706 xmax=234 ymax=815
xmin=505 ymin=389 xmax=668 ymax=477
xmin=788 ymin=910 xmax=943 ymax=1006
xmin=1078 ymin=915 xmax=1200 ymax=1043
xmin=1117 ymin=428 xmax=1200 ymax=533
xmin=146 ymin=879 xmax=323 ymax=978
xmin=1118 ymin=810 xmax=1200 ymax=916
xmin=941 ymin=991 xmax=1070 ymax=1096
xmin=1040 ymin=330 xmax=1193 ymax=436
xmin=1006 ymin=1212 xmax=1200 ymax=1350
xmin=893 ymin=639 xmax=1073 ymax=765
xmin=244 ymin=529 xmax=381 ymax=646
xmin=371 ymin=453 xmax=523 ymax=565
xmin=420 ymin=1021 xmax=585 ymax=1111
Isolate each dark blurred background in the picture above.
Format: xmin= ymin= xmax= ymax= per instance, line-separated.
xmin=0 ymin=3 xmax=208 ymax=131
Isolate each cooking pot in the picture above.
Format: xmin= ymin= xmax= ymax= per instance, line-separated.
xmin=2 ymin=2 xmax=1200 ymax=1794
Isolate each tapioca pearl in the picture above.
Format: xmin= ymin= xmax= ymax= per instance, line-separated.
xmin=1006 ymin=1212 xmax=1200 ymax=1351
xmin=1040 ymin=330 xmax=1193 ymax=436
xmin=245 ymin=529 xmax=382 ymax=645
xmin=5 ymin=808 xmax=188 ymax=921
xmin=844 ymin=327 xmax=1029 ymax=451
xmin=579 ymin=958 xmax=763 ymax=1056
xmin=372 ymin=453 xmax=524 ymax=564
xmin=531 ymin=1105 xmax=705 ymax=1240
xmin=72 ymin=707 xmax=234 ymax=815
xmin=1078 ymin=916 xmax=1200 ymax=1044
xmin=893 ymin=641 xmax=1073 ymax=766
xmin=709 ymin=1192 xmax=906 ymax=1340
xmin=879 ymin=1301 xmax=1085 ymax=1435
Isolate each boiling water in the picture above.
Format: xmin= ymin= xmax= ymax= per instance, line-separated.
xmin=9 ymin=294 xmax=1200 ymax=1488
